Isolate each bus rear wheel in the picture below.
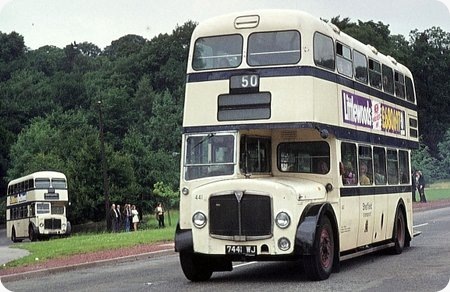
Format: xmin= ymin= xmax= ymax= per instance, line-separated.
xmin=179 ymin=252 xmax=213 ymax=281
xmin=390 ymin=209 xmax=406 ymax=254
xmin=303 ymin=216 xmax=334 ymax=281
xmin=11 ymin=227 xmax=22 ymax=243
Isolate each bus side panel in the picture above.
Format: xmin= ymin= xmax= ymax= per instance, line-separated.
xmin=372 ymin=194 xmax=388 ymax=242
xmin=357 ymin=195 xmax=375 ymax=246
xmin=339 ymin=196 xmax=359 ymax=251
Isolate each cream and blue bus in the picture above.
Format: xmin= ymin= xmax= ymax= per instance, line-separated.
xmin=175 ymin=9 xmax=419 ymax=281
xmin=6 ymin=171 xmax=71 ymax=242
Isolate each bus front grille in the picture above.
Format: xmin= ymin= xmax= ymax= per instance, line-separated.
xmin=209 ymin=193 xmax=272 ymax=240
xmin=44 ymin=218 xmax=61 ymax=230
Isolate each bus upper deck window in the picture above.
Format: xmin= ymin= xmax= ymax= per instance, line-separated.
xmin=405 ymin=76 xmax=416 ymax=103
xmin=395 ymin=71 xmax=405 ymax=99
xmin=52 ymin=178 xmax=67 ymax=189
xmin=382 ymin=65 xmax=394 ymax=94
xmin=248 ymin=31 xmax=300 ymax=66
xmin=336 ymin=42 xmax=352 ymax=77
xmin=35 ymin=178 xmax=50 ymax=189
xmin=369 ymin=59 xmax=382 ymax=89
xmin=354 ymin=50 xmax=368 ymax=84
xmin=314 ymin=32 xmax=335 ymax=70
xmin=192 ymin=34 xmax=243 ymax=70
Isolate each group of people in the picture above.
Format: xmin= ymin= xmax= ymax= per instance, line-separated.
xmin=412 ymin=170 xmax=427 ymax=203
xmin=107 ymin=203 xmax=140 ymax=232
xmin=106 ymin=202 xmax=166 ymax=232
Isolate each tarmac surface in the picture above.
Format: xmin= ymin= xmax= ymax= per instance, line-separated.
xmin=0 ymin=228 xmax=30 ymax=267
xmin=1 ymin=200 xmax=449 ymax=281
xmin=0 ymin=247 xmax=29 ymax=267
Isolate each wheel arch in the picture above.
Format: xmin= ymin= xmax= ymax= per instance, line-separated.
xmin=175 ymin=222 xmax=194 ymax=253
xmin=294 ymin=202 xmax=340 ymax=271
xmin=393 ymin=198 xmax=411 ymax=245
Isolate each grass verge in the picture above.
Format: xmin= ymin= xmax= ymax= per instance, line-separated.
xmin=3 ymin=211 xmax=178 ymax=269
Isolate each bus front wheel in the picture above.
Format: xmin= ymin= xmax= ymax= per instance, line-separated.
xmin=29 ymin=225 xmax=37 ymax=242
xmin=179 ymin=252 xmax=213 ymax=282
xmin=303 ymin=216 xmax=334 ymax=281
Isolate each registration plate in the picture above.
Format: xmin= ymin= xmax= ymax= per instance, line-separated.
xmin=225 ymin=245 xmax=257 ymax=256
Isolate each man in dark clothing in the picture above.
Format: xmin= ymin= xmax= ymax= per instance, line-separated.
xmin=109 ymin=203 xmax=118 ymax=232
xmin=417 ymin=171 xmax=427 ymax=203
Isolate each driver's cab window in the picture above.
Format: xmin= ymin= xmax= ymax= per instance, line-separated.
xmin=240 ymin=136 xmax=271 ymax=174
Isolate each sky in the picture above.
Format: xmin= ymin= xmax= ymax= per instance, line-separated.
xmin=0 ymin=0 xmax=449 ymax=50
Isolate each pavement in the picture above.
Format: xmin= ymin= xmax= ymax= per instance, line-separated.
xmin=0 ymin=247 xmax=29 ymax=267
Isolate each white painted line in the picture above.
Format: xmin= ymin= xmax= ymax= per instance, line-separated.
xmin=414 ymin=223 xmax=429 ymax=228
xmin=233 ymin=261 xmax=257 ymax=268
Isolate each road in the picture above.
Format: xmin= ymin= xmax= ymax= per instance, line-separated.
xmin=3 ymin=207 xmax=450 ymax=292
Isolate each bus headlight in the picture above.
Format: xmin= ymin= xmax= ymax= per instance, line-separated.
xmin=278 ymin=237 xmax=291 ymax=251
xmin=192 ymin=212 xmax=207 ymax=228
xmin=182 ymin=187 xmax=189 ymax=196
xmin=275 ymin=212 xmax=291 ymax=229
xmin=39 ymin=223 xmax=44 ymax=228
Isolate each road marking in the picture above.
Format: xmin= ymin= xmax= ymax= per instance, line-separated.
xmin=414 ymin=223 xmax=429 ymax=228
xmin=233 ymin=261 xmax=257 ymax=268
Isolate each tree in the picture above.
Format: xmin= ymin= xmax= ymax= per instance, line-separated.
xmin=331 ymin=17 xmax=391 ymax=53
xmin=411 ymin=139 xmax=441 ymax=183
xmin=437 ymin=128 xmax=450 ymax=179
xmin=0 ymin=31 xmax=26 ymax=63
xmin=408 ymin=27 xmax=450 ymax=156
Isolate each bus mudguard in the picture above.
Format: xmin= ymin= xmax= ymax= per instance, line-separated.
xmin=175 ymin=222 xmax=193 ymax=253
xmin=294 ymin=202 xmax=339 ymax=256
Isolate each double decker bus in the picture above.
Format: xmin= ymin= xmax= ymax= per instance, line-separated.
xmin=6 ymin=171 xmax=71 ymax=242
xmin=175 ymin=9 xmax=420 ymax=281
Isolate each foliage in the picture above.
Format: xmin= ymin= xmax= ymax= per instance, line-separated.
xmin=411 ymin=140 xmax=441 ymax=182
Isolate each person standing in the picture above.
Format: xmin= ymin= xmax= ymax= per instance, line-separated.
xmin=411 ymin=171 xmax=417 ymax=202
xmin=116 ymin=204 xmax=122 ymax=232
xmin=123 ymin=204 xmax=131 ymax=232
xmin=109 ymin=204 xmax=118 ymax=232
xmin=131 ymin=205 xmax=139 ymax=231
xmin=156 ymin=203 xmax=165 ymax=228
xmin=417 ymin=171 xmax=427 ymax=203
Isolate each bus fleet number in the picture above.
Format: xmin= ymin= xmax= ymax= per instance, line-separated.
xmin=230 ymin=74 xmax=259 ymax=89
xmin=241 ymin=75 xmax=258 ymax=88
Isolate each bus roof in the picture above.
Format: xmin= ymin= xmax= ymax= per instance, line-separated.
xmin=8 ymin=171 xmax=67 ymax=186
xmin=189 ymin=9 xmax=413 ymax=79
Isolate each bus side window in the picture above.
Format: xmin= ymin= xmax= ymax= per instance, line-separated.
xmin=358 ymin=145 xmax=373 ymax=185
xmin=387 ymin=149 xmax=399 ymax=184
xmin=354 ymin=50 xmax=368 ymax=84
xmin=341 ymin=142 xmax=357 ymax=185
xmin=313 ymin=32 xmax=335 ymax=70
xmin=373 ymin=147 xmax=386 ymax=185
xmin=382 ymin=64 xmax=394 ymax=94
xmin=336 ymin=42 xmax=353 ymax=77
xmin=399 ymin=150 xmax=410 ymax=184
xmin=369 ymin=59 xmax=382 ymax=89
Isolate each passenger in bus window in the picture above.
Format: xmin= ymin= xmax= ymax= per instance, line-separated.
xmin=318 ymin=160 xmax=329 ymax=174
xmin=343 ymin=162 xmax=356 ymax=185
xmin=359 ymin=162 xmax=371 ymax=185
